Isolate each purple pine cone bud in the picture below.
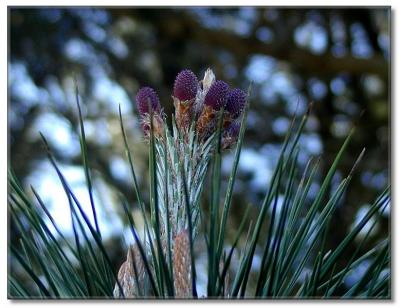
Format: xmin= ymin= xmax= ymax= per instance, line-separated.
xmin=173 ymin=69 xmax=199 ymax=101
xmin=204 ymin=80 xmax=229 ymax=110
xmin=222 ymin=121 xmax=241 ymax=150
xmin=227 ymin=121 xmax=240 ymax=138
xmin=135 ymin=87 xmax=161 ymax=115
xmin=226 ymin=88 xmax=246 ymax=119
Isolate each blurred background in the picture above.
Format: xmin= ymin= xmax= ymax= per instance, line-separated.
xmin=9 ymin=7 xmax=390 ymax=295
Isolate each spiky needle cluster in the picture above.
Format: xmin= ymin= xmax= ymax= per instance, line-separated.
xmin=114 ymin=68 xmax=248 ymax=298
xmin=8 ymin=68 xmax=390 ymax=300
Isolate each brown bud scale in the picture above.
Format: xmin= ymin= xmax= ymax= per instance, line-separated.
xmin=173 ymin=96 xmax=194 ymax=134
xmin=114 ymin=244 xmax=146 ymax=298
xmin=173 ymin=229 xmax=192 ymax=298
xmin=196 ymin=105 xmax=218 ymax=142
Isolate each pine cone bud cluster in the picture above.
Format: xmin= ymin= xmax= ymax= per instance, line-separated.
xmin=135 ymin=68 xmax=247 ymax=148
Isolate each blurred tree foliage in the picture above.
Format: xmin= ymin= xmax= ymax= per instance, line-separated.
xmin=9 ymin=7 xmax=389 ymax=283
